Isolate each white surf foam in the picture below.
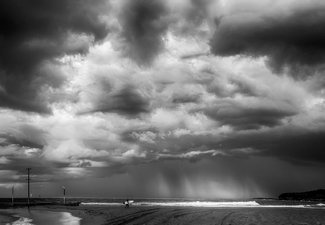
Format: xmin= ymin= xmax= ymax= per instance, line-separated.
xmin=81 ymin=201 xmax=325 ymax=208
xmin=135 ymin=201 xmax=261 ymax=207
xmin=58 ymin=212 xmax=81 ymax=225
xmin=81 ymin=202 xmax=122 ymax=206
xmin=3 ymin=210 xmax=81 ymax=225
xmin=81 ymin=201 xmax=261 ymax=207
xmin=259 ymin=205 xmax=306 ymax=208
xmin=11 ymin=217 xmax=34 ymax=225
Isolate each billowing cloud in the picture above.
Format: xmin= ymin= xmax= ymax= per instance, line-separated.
xmin=79 ymin=83 xmax=151 ymax=117
xmin=0 ymin=0 xmax=109 ymax=113
xmin=114 ymin=0 xmax=169 ymax=65
xmin=210 ymin=0 xmax=325 ymax=75
xmin=202 ymin=98 xmax=297 ymax=130
xmin=1 ymin=0 xmax=325 ymax=198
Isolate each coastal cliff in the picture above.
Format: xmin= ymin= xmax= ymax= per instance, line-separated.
xmin=278 ymin=189 xmax=325 ymax=201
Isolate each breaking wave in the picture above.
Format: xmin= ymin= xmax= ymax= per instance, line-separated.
xmin=81 ymin=200 xmax=325 ymax=208
xmin=81 ymin=201 xmax=261 ymax=207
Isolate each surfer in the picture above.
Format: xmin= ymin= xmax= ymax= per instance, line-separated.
xmin=125 ymin=199 xmax=129 ymax=208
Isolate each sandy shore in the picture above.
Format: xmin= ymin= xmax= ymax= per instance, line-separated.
xmin=25 ymin=205 xmax=325 ymax=225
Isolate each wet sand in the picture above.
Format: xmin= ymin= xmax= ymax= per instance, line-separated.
xmin=0 ymin=207 xmax=83 ymax=225
xmin=29 ymin=205 xmax=325 ymax=225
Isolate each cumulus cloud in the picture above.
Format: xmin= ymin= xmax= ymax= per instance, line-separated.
xmin=0 ymin=87 xmax=52 ymax=114
xmin=113 ymin=0 xmax=169 ymax=65
xmin=0 ymin=0 xmax=109 ymax=113
xmin=210 ymin=0 xmax=325 ymax=75
xmin=1 ymin=0 xmax=325 ymax=198
xmin=79 ymin=84 xmax=151 ymax=117
xmin=202 ymin=98 xmax=297 ymax=130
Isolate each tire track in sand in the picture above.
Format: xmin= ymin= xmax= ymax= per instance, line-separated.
xmin=220 ymin=212 xmax=235 ymax=225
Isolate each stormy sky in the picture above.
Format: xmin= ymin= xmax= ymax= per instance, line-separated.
xmin=1 ymin=0 xmax=325 ymax=199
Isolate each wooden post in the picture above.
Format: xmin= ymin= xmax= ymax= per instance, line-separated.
xmin=26 ymin=168 xmax=31 ymax=208
xmin=11 ymin=186 xmax=14 ymax=207
xmin=62 ymin=186 xmax=66 ymax=204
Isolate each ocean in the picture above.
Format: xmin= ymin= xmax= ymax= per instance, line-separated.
xmin=78 ymin=197 xmax=325 ymax=208
xmin=0 ymin=197 xmax=324 ymax=224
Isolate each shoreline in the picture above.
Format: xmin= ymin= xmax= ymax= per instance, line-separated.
xmin=0 ymin=206 xmax=106 ymax=225
xmin=37 ymin=205 xmax=107 ymax=225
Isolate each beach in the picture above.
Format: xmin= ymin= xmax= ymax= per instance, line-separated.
xmin=65 ymin=205 xmax=325 ymax=225
xmin=2 ymin=204 xmax=325 ymax=225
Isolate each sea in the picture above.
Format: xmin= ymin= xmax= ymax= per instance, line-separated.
xmin=0 ymin=197 xmax=324 ymax=224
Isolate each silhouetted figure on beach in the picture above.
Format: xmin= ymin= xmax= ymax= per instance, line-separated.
xmin=125 ymin=199 xmax=129 ymax=208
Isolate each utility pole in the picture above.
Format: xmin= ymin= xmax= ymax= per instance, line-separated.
xmin=11 ymin=186 xmax=14 ymax=207
xmin=26 ymin=168 xmax=31 ymax=208
xmin=62 ymin=186 xmax=66 ymax=204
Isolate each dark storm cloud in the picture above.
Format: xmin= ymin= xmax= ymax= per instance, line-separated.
xmin=0 ymin=157 xmax=44 ymax=172
xmin=210 ymin=3 xmax=325 ymax=75
xmin=117 ymin=0 xmax=169 ymax=65
xmin=0 ymin=0 xmax=108 ymax=113
xmin=0 ymin=124 xmax=46 ymax=149
xmin=172 ymin=93 xmax=201 ymax=104
xmin=218 ymin=127 xmax=325 ymax=164
xmin=120 ymin=126 xmax=227 ymax=163
xmin=262 ymin=131 xmax=325 ymax=165
xmin=81 ymin=84 xmax=150 ymax=117
xmin=0 ymin=88 xmax=52 ymax=114
xmin=171 ymin=0 xmax=214 ymax=37
xmin=202 ymin=99 xmax=297 ymax=130
xmin=83 ymin=139 xmax=118 ymax=151
xmin=180 ymin=53 xmax=208 ymax=60
xmin=120 ymin=123 xmax=325 ymax=166
xmin=0 ymin=134 xmax=43 ymax=150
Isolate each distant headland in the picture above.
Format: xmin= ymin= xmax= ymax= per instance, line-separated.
xmin=278 ymin=189 xmax=325 ymax=201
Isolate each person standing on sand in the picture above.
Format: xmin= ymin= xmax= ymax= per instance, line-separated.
xmin=125 ymin=199 xmax=129 ymax=208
